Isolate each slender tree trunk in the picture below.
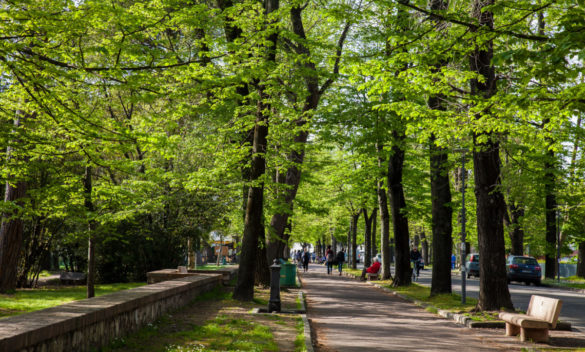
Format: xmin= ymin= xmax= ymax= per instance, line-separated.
xmin=427 ymin=0 xmax=452 ymax=296
xmin=469 ymin=0 xmax=513 ymax=311
xmin=577 ymin=241 xmax=585 ymax=278
xmin=83 ymin=166 xmax=96 ymax=298
xmin=233 ymin=97 xmax=269 ymax=300
xmin=544 ymin=149 xmax=557 ymax=279
xmin=388 ymin=132 xmax=411 ymax=286
xmin=351 ymin=213 xmax=359 ymax=269
xmin=420 ymin=232 xmax=429 ymax=266
xmin=362 ymin=208 xmax=374 ymax=268
xmin=0 ymin=115 xmax=27 ymax=293
xmin=507 ymin=202 xmax=525 ymax=256
xmin=377 ymin=145 xmax=392 ymax=280
xmin=266 ymin=6 xmax=351 ymax=267
xmin=371 ymin=210 xmax=377 ymax=258
xmin=430 ymin=135 xmax=453 ymax=295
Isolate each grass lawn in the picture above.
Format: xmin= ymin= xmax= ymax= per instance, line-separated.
xmin=103 ymin=286 xmax=305 ymax=352
xmin=543 ymin=276 xmax=585 ymax=290
xmin=193 ymin=264 xmax=236 ymax=270
xmin=0 ymin=282 xmax=145 ymax=319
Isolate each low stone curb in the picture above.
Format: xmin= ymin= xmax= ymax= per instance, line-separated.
xmin=296 ymin=275 xmax=314 ymax=352
xmin=298 ymin=291 xmax=314 ymax=352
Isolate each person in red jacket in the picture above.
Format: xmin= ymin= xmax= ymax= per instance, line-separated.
xmin=360 ymin=257 xmax=381 ymax=280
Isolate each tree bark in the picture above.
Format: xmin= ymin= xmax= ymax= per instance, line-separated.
xmin=544 ymin=149 xmax=557 ymax=279
xmin=507 ymin=201 xmax=525 ymax=256
xmin=266 ymin=5 xmax=351 ymax=266
xmin=388 ymin=132 xmax=411 ymax=286
xmin=83 ymin=166 xmax=96 ymax=298
xmin=351 ymin=213 xmax=359 ymax=269
xmin=362 ymin=208 xmax=374 ymax=268
xmin=232 ymin=0 xmax=279 ymax=301
xmin=377 ymin=144 xmax=392 ymax=280
xmin=469 ymin=0 xmax=513 ymax=311
xmin=0 ymin=115 xmax=27 ymax=293
xmin=420 ymin=231 xmax=429 ymax=266
xmin=577 ymin=241 xmax=585 ymax=278
xmin=371 ymin=210 xmax=377 ymax=258
xmin=429 ymin=135 xmax=453 ymax=295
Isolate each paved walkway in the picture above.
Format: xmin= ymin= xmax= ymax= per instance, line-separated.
xmin=299 ymin=264 xmax=538 ymax=352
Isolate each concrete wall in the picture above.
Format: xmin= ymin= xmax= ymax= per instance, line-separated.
xmin=147 ymin=266 xmax=238 ymax=285
xmin=0 ymin=274 xmax=222 ymax=352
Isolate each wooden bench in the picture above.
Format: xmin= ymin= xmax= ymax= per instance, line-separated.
xmin=59 ymin=272 xmax=86 ymax=285
xmin=366 ymin=271 xmax=380 ymax=280
xmin=498 ymin=295 xmax=563 ymax=343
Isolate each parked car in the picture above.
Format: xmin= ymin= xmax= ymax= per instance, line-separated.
xmin=506 ymin=255 xmax=541 ymax=286
xmin=465 ymin=253 xmax=480 ymax=278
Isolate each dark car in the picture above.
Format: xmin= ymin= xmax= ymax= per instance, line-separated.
xmin=506 ymin=255 xmax=541 ymax=286
xmin=465 ymin=253 xmax=479 ymax=278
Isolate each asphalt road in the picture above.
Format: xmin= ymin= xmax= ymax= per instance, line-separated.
xmin=414 ymin=268 xmax=585 ymax=332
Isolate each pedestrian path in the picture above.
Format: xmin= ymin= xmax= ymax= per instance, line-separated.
xmin=299 ymin=264 xmax=535 ymax=352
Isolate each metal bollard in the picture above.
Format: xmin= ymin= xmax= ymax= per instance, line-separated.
xmin=268 ymin=259 xmax=281 ymax=313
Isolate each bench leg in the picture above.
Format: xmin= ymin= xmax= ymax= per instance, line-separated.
xmin=505 ymin=322 xmax=520 ymax=337
xmin=520 ymin=327 xmax=549 ymax=343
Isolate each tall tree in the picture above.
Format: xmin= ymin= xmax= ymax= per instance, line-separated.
xmin=233 ymin=0 xmax=280 ymax=301
xmin=469 ymin=0 xmax=513 ymax=310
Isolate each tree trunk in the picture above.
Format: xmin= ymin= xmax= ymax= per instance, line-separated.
xmin=507 ymin=201 xmax=525 ymax=256
xmin=470 ymin=0 xmax=513 ymax=311
xmin=233 ymin=0 xmax=279 ymax=301
xmin=577 ymin=241 xmax=585 ymax=278
xmin=429 ymin=135 xmax=453 ymax=295
xmin=0 ymin=115 xmax=27 ymax=293
xmin=371 ymin=210 xmax=377 ymax=258
xmin=83 ymin=166 xmax=96 ymax=298
xmin=427 ymin=0 xmax=452 ymax=296
xmin=544 ymin=150 xmax=557 ymax=279
xmin=362 ymin=208 xmax=374 ymax=268
xmin=266 ymin=5 xmax=350 ymax=267
xmin=255 ymin=235 xmax=270 ymax=286
xmin=377 ymin=145 xmax=392 ymax=280
xmin=388 ymin=132 xmax=411 ymax=286
xmin=351 ymin=213 xmax=359 ymax=269
xmin=233 ymin=98 xmax=269 ymax=300
xmin=420 ymin=232 xmax=429 ymax=266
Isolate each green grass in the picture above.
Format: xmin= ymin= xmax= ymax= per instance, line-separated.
xmin=542 ymin=277 xmax=585 ymax=290
xmin=193 ymin=264 xmax=234 ymax=270
xmin=0 ymin=282 xmax=145 ymax=319
xmin=294 ymin=317 xmax=306 ymax=352
xmin=168 ymin=315 xmax=278 ymax=352
xmin=386 ymin=282 xmax=478 ymax=312
xmin=105 ymin=312 xmax=279 ymax=352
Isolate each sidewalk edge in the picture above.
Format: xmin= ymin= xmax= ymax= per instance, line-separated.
xmin=297 ymin=277 xmax=314 ymax=352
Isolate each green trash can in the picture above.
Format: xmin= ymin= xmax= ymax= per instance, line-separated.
xmin=279 ymin=261 xmax=297 ymax=287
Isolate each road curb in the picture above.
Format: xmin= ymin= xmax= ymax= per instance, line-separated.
xmin=296 ymin=276 xmax=314 ymax=352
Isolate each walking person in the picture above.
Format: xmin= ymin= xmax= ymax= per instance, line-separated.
xmin=410 ymin=247 xmax=422 ymax=281
xmin=336 ymin=248 xmax=345 ymax=276
xmin=325 ymin=245 xmax=334 ymax=275
xmin=302 ymin=249 xmax=310 ymax=272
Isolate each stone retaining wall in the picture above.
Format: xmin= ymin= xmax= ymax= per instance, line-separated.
xmin=0 ymin=274 xmax=222 ymax=352
xmin=147 ymin=266 xmax=238 ymax=285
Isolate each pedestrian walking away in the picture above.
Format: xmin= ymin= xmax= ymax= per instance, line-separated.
xmin=325 ymin=245 xmax=334 ymax=275
xmin=302 ymin=249 xmax=310 ymax=272
xmin=336 ymin=248 xmax=345 ymax=275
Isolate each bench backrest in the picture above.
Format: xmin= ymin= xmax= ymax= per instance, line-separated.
xmin=526 ymin=295 xmax=563 ymax=328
